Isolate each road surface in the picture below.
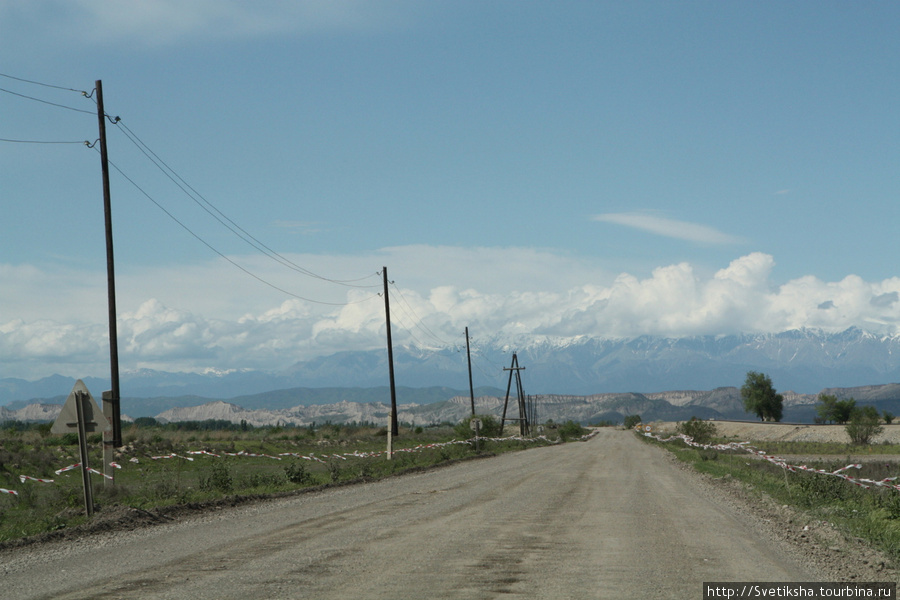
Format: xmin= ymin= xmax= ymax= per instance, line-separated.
xmin=2 ymin=429 xmax=817 ymax=599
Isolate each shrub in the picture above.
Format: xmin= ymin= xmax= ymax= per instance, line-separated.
xmin=846 ymin=406 xmax=884 ymax=445
xmin=557 ymin=420 xmax=588 ymax=441
xmin=201 ymin=462 xmax=233 ymax=493
xmin=284 ymin=461 xmax=313 ymax=485
xmin=623 ymin=414 xmax=642 ymax=429
xmin=454 ymin=415 xmax=502 ymax=438
xmin=675 ymin=417 xmax=718 ymax=445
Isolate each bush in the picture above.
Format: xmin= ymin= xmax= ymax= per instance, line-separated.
xmin=675 ymin=417 xmax=718 ymax=445
xmin=846 ymin=406 xmax=884 ymax=445
xmin=454 ymin=415 xmax=502 ymax=438
xmin=284 ymin=461 xmax=313 ymax=485
xmin=623 ymin=414 xmax=642 ymax=429
xmin=201 ymin=462 xmax=233 ymax=493
xmin=557 ymin=420 xmax=588 ymax=441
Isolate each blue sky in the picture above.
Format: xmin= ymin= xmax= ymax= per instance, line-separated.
xmin=2 ymin=1 xmax=899 ymax=380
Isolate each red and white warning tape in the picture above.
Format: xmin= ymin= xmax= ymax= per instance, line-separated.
xmin=19 ymin=475 xmax=54 ymax=483
xmin=149 ymin=453 xmax=193 ymax=461
xmin=645 ymin=431 xmax=891 ymax=491
xmin=5 ymin=430 xmax=591 ymax=500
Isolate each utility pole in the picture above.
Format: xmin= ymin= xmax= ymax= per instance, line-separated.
xmin=94 ymin=80 xmax=122 ymax=449
xmin=382 ymin=267 xmax=398 ymax=436
xmin=500 ymin=353 xmax=528 ymax=436
xmin=465 ymin=327 xmax=475 ymax=416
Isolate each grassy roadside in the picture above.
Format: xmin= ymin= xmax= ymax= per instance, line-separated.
xmin=640 ymin=432 xmax=900 ymax=563
xmin=1 ymin=420 xmax=589 ymax=543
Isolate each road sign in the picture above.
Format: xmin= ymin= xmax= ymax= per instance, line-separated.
xmin=51 ymin=380 xmax=111 ymax=434
xmin=470 ymin=418 xmax=482 ymax=431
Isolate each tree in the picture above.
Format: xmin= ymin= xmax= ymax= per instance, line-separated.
xmin=623 ymin=414 xmax=642 ymax=429
xmin=816 ymin=394 xmax=838 ymax=424
xmin=833 ymin=398 xmax=856 ymax=425
xmin=846 ymin=405 xmax=883 ymax=445
xmin=740 ymin=371 xmax=784 ymax=422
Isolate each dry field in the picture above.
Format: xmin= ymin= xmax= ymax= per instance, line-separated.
xmin=652 ymin=420 xmax=900 ymax=444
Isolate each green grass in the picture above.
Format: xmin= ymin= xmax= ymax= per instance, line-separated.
xmin=0 ymin=422 xmax=568 ymax=543
xmin=642 ymin=433 xmax=900 ymax=563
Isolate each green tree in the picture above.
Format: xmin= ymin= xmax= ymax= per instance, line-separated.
xmin=833 ymin=398 xmax=856 ymax=425
xmin=846 ymin=405 xmax=883 ymax=445
xmin=740 ymin=371 xmax=784 ymax=422
xmin=883 ymin=410 xmax=894 ymax=425
xmin=816 ymin=394 xmax=838 ymax=424
xmin=623 ymin=414 xmax=642 ymax=429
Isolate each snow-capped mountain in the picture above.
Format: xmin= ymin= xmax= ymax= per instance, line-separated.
xmin=3 ymin=328 xmax=900 ymax=409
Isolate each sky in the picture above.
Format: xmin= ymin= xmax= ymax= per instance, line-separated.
xmin=1 ymin=1 xmax=900 ymax=381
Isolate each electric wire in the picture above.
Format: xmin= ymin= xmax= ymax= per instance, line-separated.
xmin=388 ymin=282 xmax=456 ymax=348
xmin=111 ymin=119 xmax=379 ymax=288
xmin=0 ymin=72 xmax=87 ymax=93
xmin=0 ymin=138 xmax=88 ymax=144
xmin=96 ymin=147 xmax=380 ymax=308
xmin=387 ymin=309 xmax=430 ymax=350
xmin=0 ymin=86 xmax=95 ymax=115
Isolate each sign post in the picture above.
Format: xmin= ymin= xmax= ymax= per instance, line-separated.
xmin=386 ymin=411 xmax=393 ymax=460
xmin=51 ymin=380 xmax=111 ymax=517
xmin=102 ymin=391 xmax=116 ymax=486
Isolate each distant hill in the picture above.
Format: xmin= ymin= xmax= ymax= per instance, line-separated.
xmin=8 ymin=383 xmax=900 ymax=427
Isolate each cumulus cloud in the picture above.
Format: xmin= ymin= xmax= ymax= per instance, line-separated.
xmin=3 ymin=248 xmax=900 ymax=379
xmin=592 ymin=212 xmax=743 ymax=245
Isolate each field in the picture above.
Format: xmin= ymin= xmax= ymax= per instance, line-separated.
xmin=654 ymin=420 xmax=900 ymax=445
xmin=0 ymin=419 xmax=588 ymax=545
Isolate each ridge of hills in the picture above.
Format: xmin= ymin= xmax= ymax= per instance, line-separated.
xmin=6 ymin=383 xmax=900 ymax=427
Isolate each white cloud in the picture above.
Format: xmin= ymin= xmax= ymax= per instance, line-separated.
xmin=592 ymin=212 xmax=743 ymax=245
xmin=3 ymin=248 xmax=900 ymax=379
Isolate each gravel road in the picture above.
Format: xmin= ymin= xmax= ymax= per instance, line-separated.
xmin=2 ymin=429 xmax=820 ymax=599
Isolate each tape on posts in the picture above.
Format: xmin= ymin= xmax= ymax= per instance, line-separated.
xmin=644 ymin=431 xmax=884 ymax=491
xmin=35 ymin=432 xmax=597 ymax=494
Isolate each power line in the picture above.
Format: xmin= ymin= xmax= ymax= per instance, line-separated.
xmin=0 ymin=137 xmax=88 ymax=144
xmin=0 ymin=86 xmax=95 ymax=115
xmin=0 ymin=72 xmax=87 ymax=93
xmin=111 ymin=119 xmax=379 ymax=289
xmin=96 ymin=147 xmax=380 ymax=308
xmin=388 ymin=282 xmax=456 ymax=347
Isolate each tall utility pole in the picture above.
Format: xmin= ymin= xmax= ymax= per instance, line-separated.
xmin=465 ymin=327 xmax=475 ymax=416
xmin=382 ymin=267 xmax=398 ymax=435
xmin=500 ymin=353 xmax=528 ymax=436
xmin=94 ymin=80 xmax=122 ymax=448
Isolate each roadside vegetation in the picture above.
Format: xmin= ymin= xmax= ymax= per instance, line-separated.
xmin=643 ymin=416 xmax=900 ymax=563
xmin=0 ymin=417 xmax=587 ymax=544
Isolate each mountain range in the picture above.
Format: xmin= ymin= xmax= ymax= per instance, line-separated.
xmin=7 ymin=384 xmax=900 ymax=428
xmin=3 ymin=327 xmax=900 ymax=416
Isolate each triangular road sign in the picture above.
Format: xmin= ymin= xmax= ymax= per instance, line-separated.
xmin=51 ymin=380 xmax=111 ymax=434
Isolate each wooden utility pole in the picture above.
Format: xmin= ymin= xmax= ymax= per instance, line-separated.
xmin=382 ymin=267 xmax=398 ymax=435
xmin=94 ymin=79 xmax=122 ymax=449
xmin=465 ymin=327 xmax=475 ymax=416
